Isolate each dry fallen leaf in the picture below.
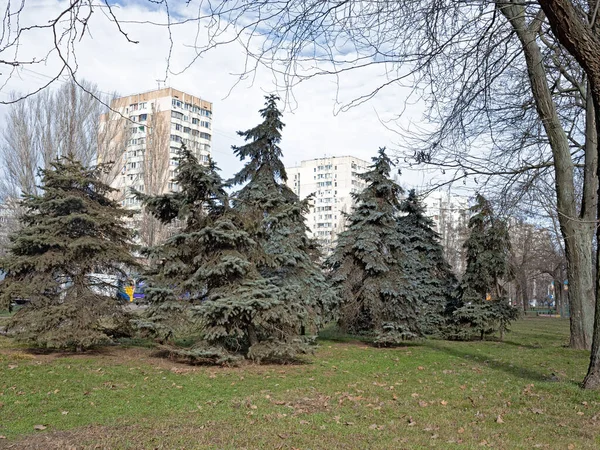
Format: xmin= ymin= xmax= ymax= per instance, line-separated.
xmin=576 ymin=411 xmax=584 ymax=416
xmin=567 ymin=445 xmax=575 ymax=450
xmin=411 ymin=393 xmax=419 ymax=398
xmin=457 ymin=427 xmax=465 ymax=434
xmin=61 ymin=411 xmax=69 ymax=415
xmin=531 ymin=408 xmax=544 ymax=415
xmin=0 ymin=436 xmax=6 ymax=439
xmin=407 ymin=417 xmax=416 ymax=426
xmin=496 ymin=415 xmax=504 ymax=424
xmin=418 ymin=400 xmax=428 ymax=407
xmin=418 ymin=366 xmax=424 ymax=370
xmin=440 ymin=400 xmax=448 ymax=406
xmin=33 ymin=425 xmax=47 ymax=431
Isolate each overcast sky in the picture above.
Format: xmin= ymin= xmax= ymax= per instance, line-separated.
xmin=0 ymin=0 xmax=463 ymax=193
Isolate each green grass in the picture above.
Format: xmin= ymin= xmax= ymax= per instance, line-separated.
xmin=0 ymin=317 xmax=598 ymax=449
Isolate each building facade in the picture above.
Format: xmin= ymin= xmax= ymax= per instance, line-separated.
xmin=99 ymin=87 xmax=213 ymax=208
xmin=286 ymin=156 xmax=370 ymax=253
xmin=423 ymin=190 xmax=470 ymax=274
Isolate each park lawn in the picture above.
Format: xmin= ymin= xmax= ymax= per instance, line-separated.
xmin=0 ymin=317 xmax=598 ymax=449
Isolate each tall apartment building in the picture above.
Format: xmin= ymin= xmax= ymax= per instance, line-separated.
xmin=423 ymin=190 xmax=470 ymax=274
xmin=99 ymin=87 xmax=213 ymax=208
xmin=286 ymin=156 xmax=370 ymax=253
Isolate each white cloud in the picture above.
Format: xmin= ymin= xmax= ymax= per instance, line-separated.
xmin=0 ymin=0 xmax=447 ymax=191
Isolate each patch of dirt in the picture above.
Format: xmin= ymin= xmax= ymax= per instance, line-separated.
xmin=0 ymin=422 xmax=215 ymax=449
xmin=0 ymin=343 xmax=312 ymax=379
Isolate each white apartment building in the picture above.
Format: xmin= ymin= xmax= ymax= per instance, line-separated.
xmin=423 ymin=190 xmax=470 ymax=274
xmin=99 ymin=87 xmax=213 ymax=208
xmin=286 ymin=156 xmax=370 ymax=253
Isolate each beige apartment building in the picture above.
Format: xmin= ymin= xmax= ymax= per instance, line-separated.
xmin=99 ymin=87 xmax=213 ymax=208
xmin=285 ymin=155 xmax=370 ymax=253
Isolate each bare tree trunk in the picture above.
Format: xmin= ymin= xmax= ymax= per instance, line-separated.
xmin=536 ymin=0 xmax=600 ymax=387
xmin=139 ymin=103 xmax=170 ymax=248
xmin=500 ymin=3 xmax=597 ymax=349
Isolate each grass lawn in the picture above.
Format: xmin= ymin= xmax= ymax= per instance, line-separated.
xmin=0 ymin=317 xmax=598 ymax=449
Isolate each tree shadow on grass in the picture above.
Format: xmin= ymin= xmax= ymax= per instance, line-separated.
xmin=424 ymin=340 xmax=551 ymax=383
xmin=495 ymin=339 xmax=543 ymax=350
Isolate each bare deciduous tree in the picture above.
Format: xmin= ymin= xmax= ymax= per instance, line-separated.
xmin=534 ymin=0 xmax=600 ymax=389
xmin=0 ymin=79 xmax=118 ymax=198
xmin=139 ymin=103 xmax=171 ymax=248
xmin=0 ymin=80 xmax=122 ymax=255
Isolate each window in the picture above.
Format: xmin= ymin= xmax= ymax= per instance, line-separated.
xmin=139 ymin=114 xmax=148 ymax=121
xmin=171 ymin=111 xmax=183 ymax=120
xmin=171 ymin=134 xmax=182 ymax=143
xmin=199 ymin=132 xmax=211 ymax=141
xmin=172 ymin=99 xmax=182 ymax=108
xmin=183 ymin=127 xmax=191 ymax=134
xmin=201 ymin=120 xmax=211 ymax=129
xmin=200 ymin=108 xmax=211 ymax=117
xmin=192 ymin=118 xmax=199 ymax=125
xmin=139 ymin=102 xmax=147 ymax=110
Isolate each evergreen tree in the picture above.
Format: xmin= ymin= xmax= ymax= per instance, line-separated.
xmin=133 ymin=144 xmax=229 ymax=342
xmin=0 ymin=155 xmax=137 ymax=350
xmin=229 ymin=95 xmax=337 ymax=335
xmin=326 ymin=148 xmax=419 ymax=344
xmin=449 ymin=194 xmax=518 ymax=340
xmin=138 ymin=144 xmax=311 ymax=363
xmin=396 ymin=190 xmax=457 ymax=336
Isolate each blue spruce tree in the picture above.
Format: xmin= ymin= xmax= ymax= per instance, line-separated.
xmin=229 ymin=95 xmax=338 ymax=342
xmin=396 ymin=189 xmax=457 ymax=336
xmin=326 ymin=148 xmax=419 ymax=344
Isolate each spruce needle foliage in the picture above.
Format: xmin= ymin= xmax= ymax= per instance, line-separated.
xmin=134 ymin=144 xmax=230 ymax=342
xmin=326 ymin=148 xmax=419 ymax=344
xmin=396 ymin=190 xmax=457 ymax=336
xmin=448 ymin=194 xmax=518 ymax=340
xmin=138 ymin=141 xmax=318 ymax=363
xmin=0 ymin=155 xmax=137 ymax=350
xmin=229 ymin=95 xmax=337 ymax=346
